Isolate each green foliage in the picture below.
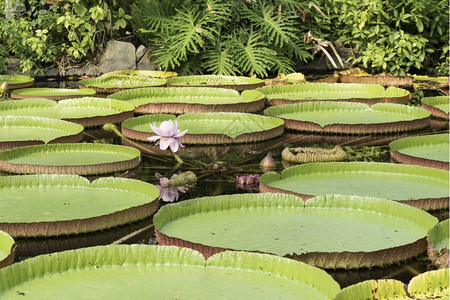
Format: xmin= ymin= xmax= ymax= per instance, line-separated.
xmin=312 ymin=0 xmax=449 ymax=75
xmin=132 ymin=0 xmax=316 ymax=77
xmin=0 ymin=0 xmax=130 ymax=74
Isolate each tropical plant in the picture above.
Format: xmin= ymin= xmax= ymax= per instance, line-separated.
xmin=311 ymin=0 xmax=449 ymax=75
xmin=131 ymin=0 xmax=322 ymax=76
xmin=0 ymin=0 xmax=130 ymax=74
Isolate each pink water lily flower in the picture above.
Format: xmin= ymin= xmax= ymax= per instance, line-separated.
xmin=147 ymin=120 xmax=187 ymax=152
xmin=155 ymin=173 xmax=187 ymax=203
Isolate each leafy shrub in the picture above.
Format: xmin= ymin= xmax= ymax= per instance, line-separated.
xmin=131 ymin=0 xmax=323 ymax=77
xmin=0 ymin=0 xmax=130 ymax=74
xmin=312 ymin=0 xmax=449 ymax=75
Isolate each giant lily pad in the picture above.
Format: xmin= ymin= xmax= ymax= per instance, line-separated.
xmin=0 ymin=98 xmax=134 ymax=127
xmin=427 ymin=219 xmax=449 ymax=269
xmin=122 ymin=113 xmax=284 ymax=144
xmin=101 ymin=69 xmax=178 ymax=78
xmin=339 ymin=73 xmax=413 ymax=88
xmin=259 ymin=162 xmax=449 ymax=210
xmin=0 ymin=143 xmax=141 ymax=175
xmin=11 ymin=88 xmax=96 ymax=100
xmin=166 ymin=75 xmax=265 ymax=91
xmin=263 ymin=102 xmax=431 ymax=134
xmin=390 ymin=134 xmax=449 ymax=170
xmin=78 ymin=75 xmax=166 ymax=93
xmin=0 ymin=75 xmax=34 ymax=89
xmin=108 ymin=87 xmax=266 ymax=114
xmin=0 ymin=175 xmax=158 ymax=237
xmin=0 ymin=245 xmax=341 ymax=299
xmin=0 ymin=116 xmax=84 ymax=150
xmin=334 ymin=268 xmax=449 ymax=299
xmin=155 ymin=193 xmax=438 ymax=269
xmin=421 ymin=96 xmax=449 ymax=120
xmin=258 ymin=83 xmax=411 ymax=105
xmin=0 ymin=231 xmax=15 ymax=269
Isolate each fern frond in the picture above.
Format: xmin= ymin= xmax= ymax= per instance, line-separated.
xmin=227 ymin=29 xmax=279 ymax=77
xmin=151 ymin=7 xmax=217 ymax=70
xmin=202 ymin=42 xmax=236 ymax=75
xmin=202 ymin=0 xmax=234 ymax=22
xmin=132 ymin=0 xmax=190 ymax=34
xmin=242 ymin=3 xmax=298 ymax=48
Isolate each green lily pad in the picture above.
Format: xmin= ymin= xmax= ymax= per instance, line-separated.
xmin=413 ymin=75 xmax=449 ymax=90
xmin=263 ymin=101 xmax=431 ymax=134
xmin=260 ymin=162 xmax=449 ymax=210
xmin=334 ymin=268 xmax=449 ymax=299
xmin=0 ymin=175 xmax=159 ymax=237
xmin=339 ymin=74 xmax=413 ymax=88
xmin=421 ymin=96 xmax=449 ymax=120
xmin=258 ymin=83 xmax=411 ymax=105
xmin=166 ymin=75 xmax=265 ymax=91
xmin=101 ymin=70 xmax=178 ymax=78
xmin=0 ymin=245 xmax=341 ymax=299
xmin=428 ymin=219 xmax=449 ymax=253
xmin=0 ymin=143 xmax=141 ymax=175
xmin=11 ymin=88 xmax=96 ymax=100
xmin=122 ymin=113 xmax=284 ymax=144
xmin=0 ymin=231 xmax=15 ymax=269
xmin=154 ymin=193 xmax=437 ymax=269
xmin=390 ymin=134 xmax=449 ymax=170
xmin=0 ymin=98 xmax=134 ymax=127
xmin=108 ymin=87 xmax=266 ymax=114
xmin=0 ymin=116 xmax=84 ymax=150
xmin=427 ymin=219 xmax=449 ymax=269
xmin=0 ymin=75 xmax=34 ymax=89
xmin=78 ymin=75 xmax=166 ymax=93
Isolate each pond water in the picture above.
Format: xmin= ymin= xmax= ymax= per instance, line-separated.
xmin=5 ymin=77 xmax=448 ymax=288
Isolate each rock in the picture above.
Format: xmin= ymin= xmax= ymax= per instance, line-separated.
xmin=135 ymin=45 xmax=147 ymax=62
xmin=96 ymin=40 xmax=136 ymax=74
xmin=137 ymin=51 xmax=157 ymax=70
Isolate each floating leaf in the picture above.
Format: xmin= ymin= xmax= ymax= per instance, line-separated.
xmin=421 ymin=96 xmax=449 ymax=120
xmin=166 ymin=75 xmax=264 ymax=91
xmin=108 ymin=87 xmax=266 ymax=114
xmin=258 ymin=83 xmax=411 ymax=105
xmin=0 ymin=116 xmax=83 ymax=150
xmin=0 ymin=231 xmax=15 ymax=269
xmin=335 ymin=269 xmax=449 ymax=299
xmin=260 ymin=162 xmax=449 ymax=210
xmin=390 ymin=134 xmax=449 ymax=170
xmin=78 ymin=75 xmax=166 ymax=93
xmin=0 ymin=174 xmax=158 ymax=237
xmin=122 ymin=112 xmax=284 ymax=144
xmin=154 ymin=193 xmax=437 ymax=269
xmin=0 ymin=98 xmax=134 ymax=127
xmin=0 ymin=75 xmax=34 ymax=89
xmin=11 ymin=88 xmax=96 ymax=100
xmin=101 ymin=69 xmax=178 ymax=78
xmin=264 ymin=101 xmax=431 ymax=134
xmin=0 ymin=245 xmax=340 ymax=299
xmin=0 ymin=143 xmax=141 ymax=175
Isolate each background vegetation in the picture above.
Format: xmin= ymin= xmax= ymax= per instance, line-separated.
xmin=0 ymin=0 xmax=448 ymax=76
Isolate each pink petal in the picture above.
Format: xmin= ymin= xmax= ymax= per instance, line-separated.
xmin=177 ymin=139 xmax=185 ymax=149
xmin=159 ymin=177 xmax=169 ymax=186
xmin=168 ymin=138 xmax=179 ymax=152
xmin=174 ymin=128 xmax=188 ymax=138
xmin=159 ymin=138 xmax=171 ymax=150
xmin=150 ymin=123 xmax=164 ymax=136
xmin=159 ymin=120 xmax=177 ymax=136
xmin=147 ymin=135 xmax=161 ymax=142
